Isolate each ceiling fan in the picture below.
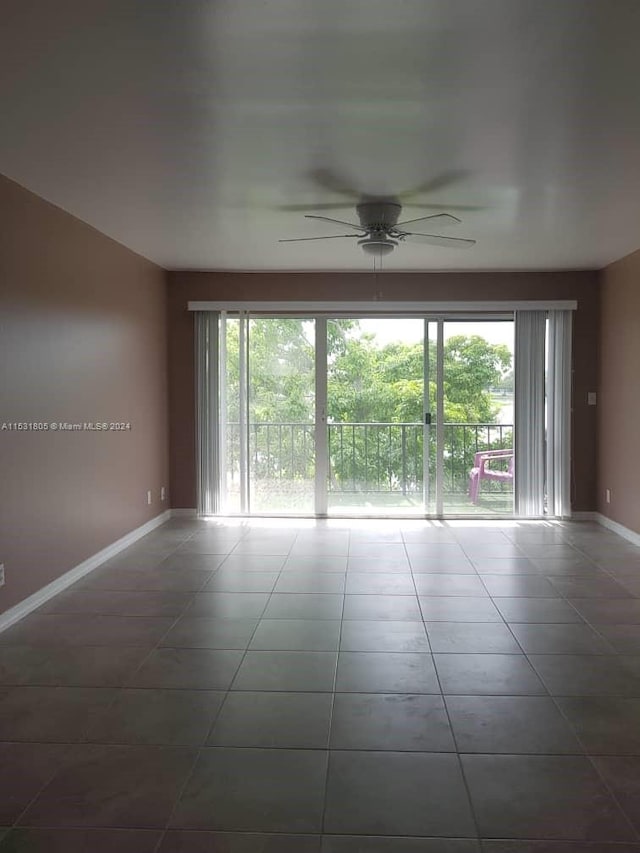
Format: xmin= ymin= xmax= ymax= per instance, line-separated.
xmin=279 ymin=201 xmax=476 ymax=255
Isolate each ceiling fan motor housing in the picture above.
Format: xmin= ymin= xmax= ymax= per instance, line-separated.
xmin=356 ymin=201 xmax=402 ymax=230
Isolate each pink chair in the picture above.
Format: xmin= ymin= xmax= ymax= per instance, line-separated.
xmin=468 ymin=449 xmax=514 ymax=505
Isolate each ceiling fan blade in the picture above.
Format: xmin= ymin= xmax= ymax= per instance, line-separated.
xmin=401 ymin=202 xmax=485 ymax=211
xmin=309 ymin=167 xmax=361 ymax=198
xmin=399 ymin=169 xmax=471 ymax=199
xmin=305 ymin=215 xmax=365 ymax=232
xmin=279 ymin=234 xmax=361 ymax=243
xmin=395 ymin=213 xmax=461 ymax=228
xmin=274 ymin=202 xmax=357 ymax=212
xmin=400 ymin=232 xmax=476 ymax=248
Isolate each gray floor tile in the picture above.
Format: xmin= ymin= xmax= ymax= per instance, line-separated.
xmin=161 ymin=553 xmax=229 ymax=572
xmin=349 ymin=529 xmax=404 ymax=544
xmin=0 ymin=647 xmax=50 ymax=685
xmin=0 ymin=686 xmax=116 ymax=742
xmin=79 ymin=566 xmax=213 ymax=592
xmin=330 ymin=693 xmax=455 ymax=751
xmin=549 ymin=578 xmax=634 ymax=599
xmin=346 ymin=573 xmax=415 ymax=594
xmin=406 ymin=544 xmax=468 ymax=561
xmin=159 ymin=831 xmax=321 ymax=852
xmin=409 ymin=558 xmax=477 ymax=574
xmin=20 ymin=646 xmax=150 ymax=687
xmin=289 ymin=542 xmax=350 ymax=560
xmin=592 ymin=756 xmax=640 ymax=833
xmin=446 ymin=695 xmax=583 ymax=753
xmin=496 ymin=598 xmax=584 ymax=623
xmin=0 ymin=743 xmax=72 ymax=824
xmin=426 ymin=622 xmax=521 ymax=654
xmin=509 ymin=624 xmax=614 ymax=655
xmin=555 ymin=697 xmax=640 ymax=754
xmin=480 ymin=842 xmax=640 ymax=853
xmin=232 ymin=650 xmax=337 ymax=691
xmin=324 ymin=751 xmax=476 ymax=836
xmin=518 ymin=544 xmax=582 ymax=559
xmin=480 ymin=575 xmax=560 ymax=598
xmin=232 ymin=539 xmax=295 ymax=556
xmin=336 ymin=652 xmax=439 ymax=693
xmin=463 ymin=545 xmax=524 ymax=560
xmin=347 ymin=557 xmax=411 ymax=573
xmin=349 ymin=544 xmax=408 ymax=561
xmin=218 ymin=555 xmax=287 ymax=572
xmin=85 ymin=689 xmax=225 ymax=745
xmin=263 ymin=594 xmax=344 ymax=620
xmin=250 ymin=619 xmax=341 ymax=651
xmin=569 ymin=599 xmax=640 ymax=624
xmin=401 ymin=527 xmax=458 ymax=544
xmin=434 ymin=654 xmax=546 ymax=695
xmin=472 ymin=558 xmax=541 ymax=575
xmin=185 ymin=592 xmax=270 ymax=619
xmin=531 ymin=558 xmax=605 ymax=576
xmin=19 ymin=744 xmax=197 ymax=828
xmin=159 ymin=617 xmax=258 ymax=649
xmin=419 ymin=597 xmax=503 ymax=622
xmin=414 ymin=575 xmax=488 ymax=597
xmin=38 ymin=589 xmax=193 ymax=617
xmin=0 ymin=614 xmax=175 ymax=647
xmin=131 ymin=648 xmax=243 ymax=689
xmin=343 ymin=595 xmax=421 ymax=621
xmin=171 ymin=748 xmax=328 ymax=831
xmin=284 ymin=556 xmax=348 ymax=571
xmin=0 ymin=828 xmax=161 ymax=852
xmin=275 ymin=572 xmax=346 ymax=593
xmin=208 ymin=691 xmax=332 ymax=747
xmin=322 ymin=839 xmax=479 ymax=853
xmin=528 ymin=654 xmax=640 ymax=696
xmin=596 ymin=625 xmax=640 ymax=653
xmin=204 ymin=571 xmax=279 ymax=592
xmin=339 ymin=621 xmax=429 ymax=652
xmin=462 ymin=754 xmax=635 ymax=840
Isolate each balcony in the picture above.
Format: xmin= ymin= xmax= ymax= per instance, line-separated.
xmin=224 ymin=422 xmax=514 ymax=514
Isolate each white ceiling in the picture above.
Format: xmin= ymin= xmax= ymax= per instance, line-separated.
xmin=2 ymin=0 xmax=640 ymax=272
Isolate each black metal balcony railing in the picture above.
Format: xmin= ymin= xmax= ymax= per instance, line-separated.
xmin=225 ymin=422 xmax=513 ymax=498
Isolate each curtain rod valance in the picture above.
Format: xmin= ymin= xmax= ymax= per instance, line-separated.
xmin=188 ymin=300 xmax=577 ymax=313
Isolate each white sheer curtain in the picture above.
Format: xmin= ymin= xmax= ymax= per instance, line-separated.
xmin=546 ymin=310 xmax=573 ymax=518
xmin=514 ymin=311 xmax=546 ymax=516
xmin=195 ymin=311 xmax=220 ymax=515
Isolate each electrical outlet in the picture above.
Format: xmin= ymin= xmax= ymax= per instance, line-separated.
xmin=587 ymin=391 xmax=597 ymax=406
xmin=0 ymin=563 xmax=5 ymax=588
xmin=161 ymin=486 xmax=166 ymax=501
xmin=605 ymin=489 xmax=611 ymax=504
xmin=147 ymin=490 xmax=152 ymax=505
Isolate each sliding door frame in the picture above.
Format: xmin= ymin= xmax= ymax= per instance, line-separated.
xmin=197 ymin=300 xmax=576 ymax=519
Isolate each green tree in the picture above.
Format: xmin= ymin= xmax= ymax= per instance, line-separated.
xmin=224 ymin=317 xmax=513 ymax=495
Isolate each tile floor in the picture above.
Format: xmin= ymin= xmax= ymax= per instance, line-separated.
xmin=0 ymin=518 xmax=640 ymax=851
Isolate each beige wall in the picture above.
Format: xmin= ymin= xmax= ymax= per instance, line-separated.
xmin=598 ymin=248 xmax=640 ymax=534
xmin=168 ymin=270 xmax=599 ymax=513
xmin=0 ymin=175 xmax=169 ymax=613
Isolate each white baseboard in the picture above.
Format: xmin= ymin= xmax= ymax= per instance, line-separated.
xmin=0 ymin=510 xmax=171 ymax=634
xmin=594 ymin=512 xmax=640 ymax=548
xmin=171 ymin=508 xmax=198 ymax=518
xmin=571 ymin=511 xmax=598 ymax=521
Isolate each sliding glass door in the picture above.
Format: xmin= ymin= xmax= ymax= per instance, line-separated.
xmin=221 ymin=315 xmax=316 ymax=513
xmin=209 ymin=308 xmax=559 ymax=518
xmin=326 ymin=318 xmax=427 ymax=515
xmin=441 ymin=319 xmax=515 ymax=515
